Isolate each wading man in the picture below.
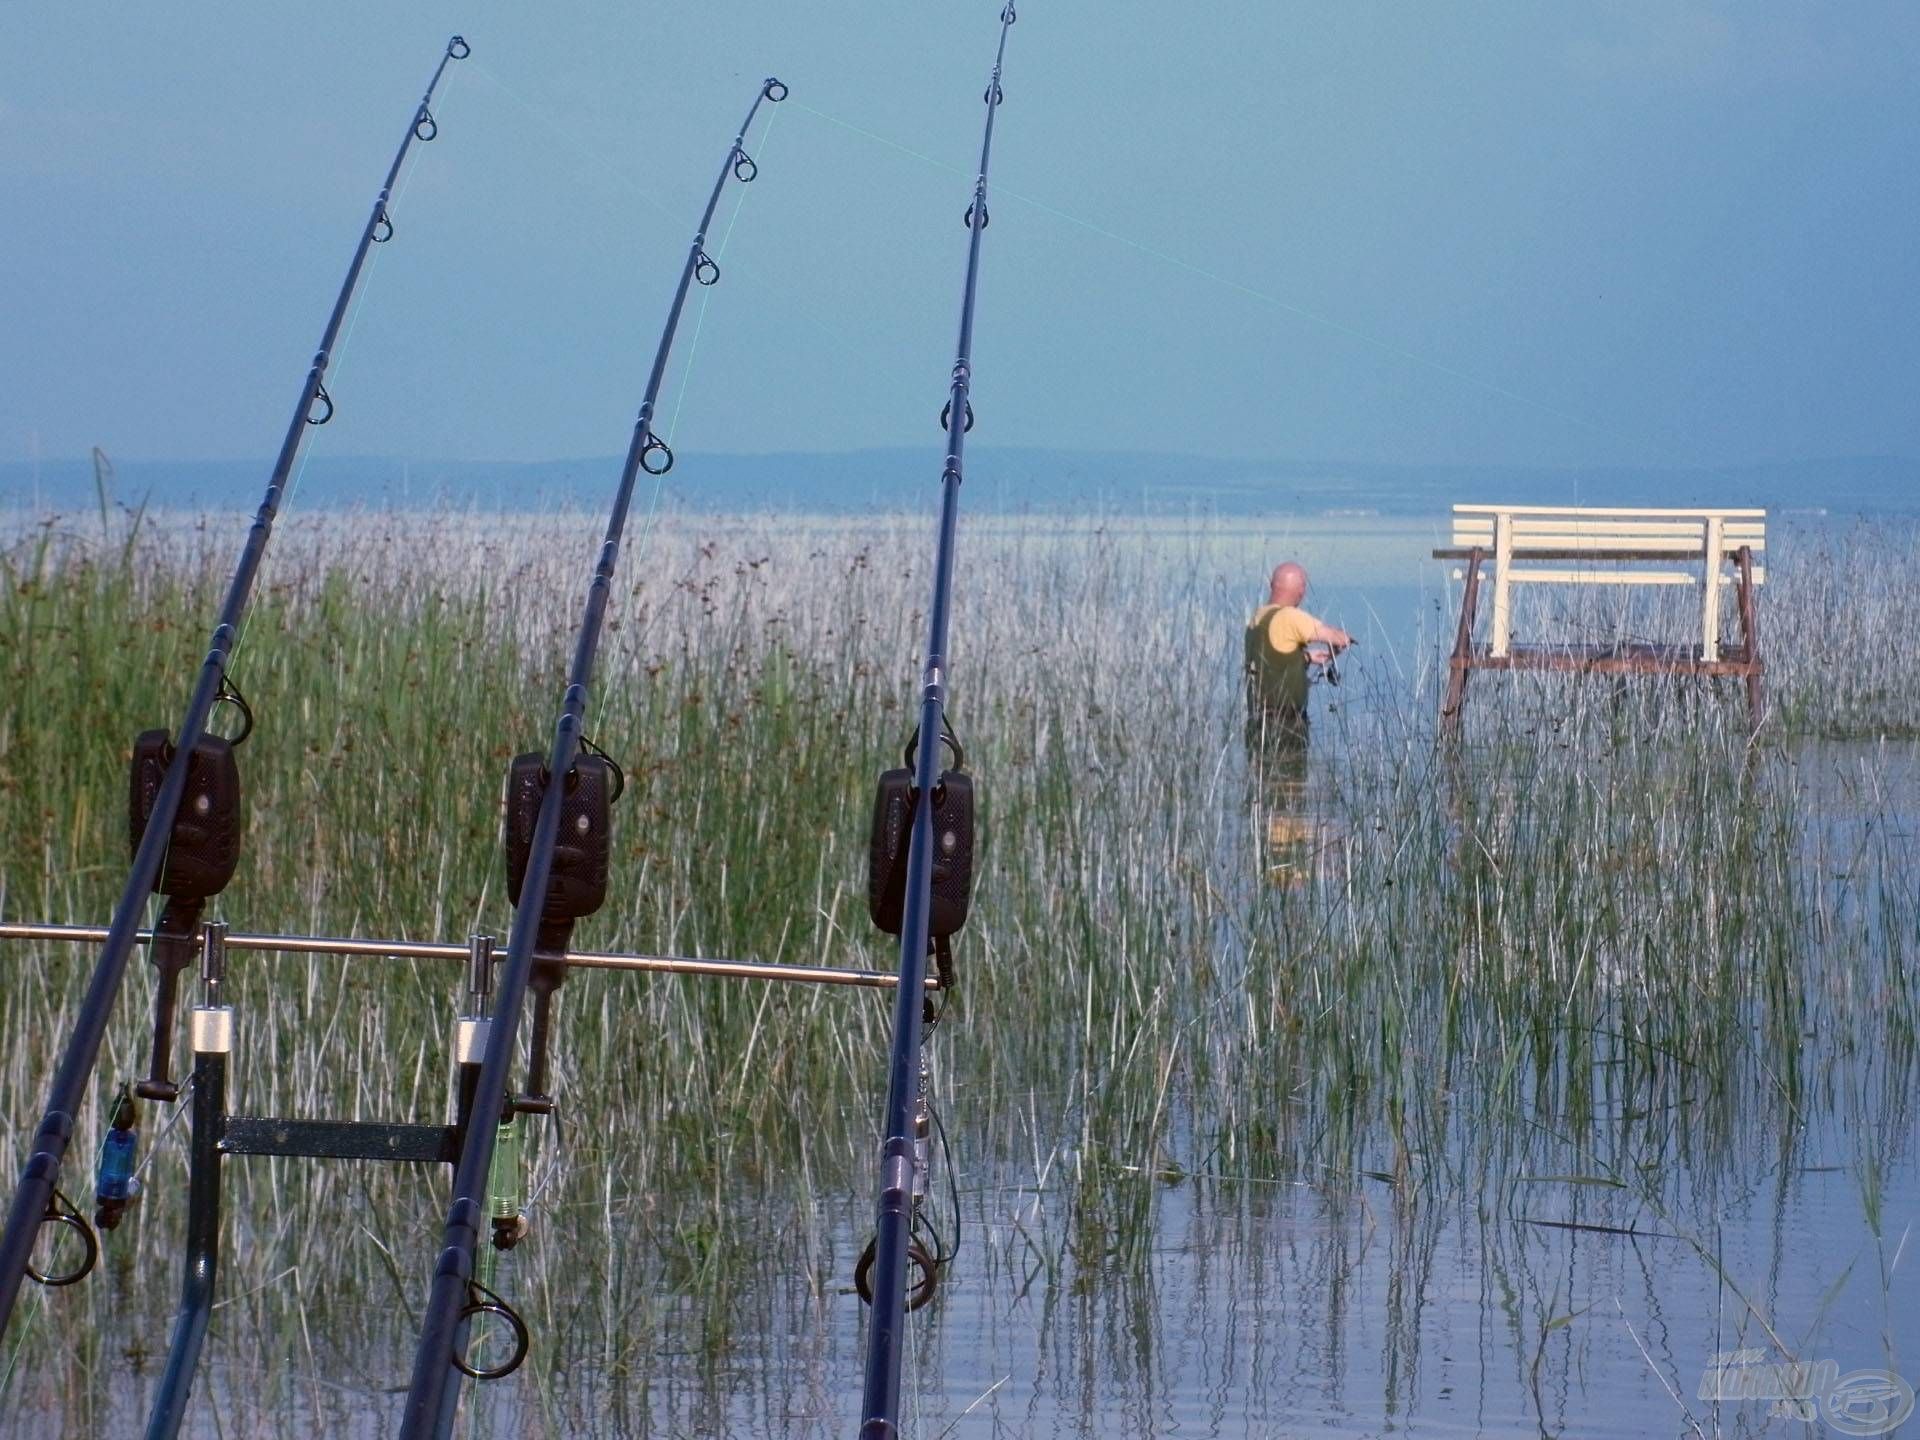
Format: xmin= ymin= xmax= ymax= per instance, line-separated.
xmin=1244 ymin=561 xmax=1353 ymax=742
xmin=1245 ymin=561 xmax=1352 ymax=885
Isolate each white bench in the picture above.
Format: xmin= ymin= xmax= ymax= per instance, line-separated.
xmin=1432 ymin=504 xmax=1766 ymax=728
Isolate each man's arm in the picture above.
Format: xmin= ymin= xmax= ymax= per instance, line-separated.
xmin=1268 ymin=606 xmax=1353 ymax=655
xmin=1309 ymin=619 xmax=1353 ymax=652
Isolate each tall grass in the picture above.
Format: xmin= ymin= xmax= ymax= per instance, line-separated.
xmin=0 ymin=506 xmax=1913 ymax=1435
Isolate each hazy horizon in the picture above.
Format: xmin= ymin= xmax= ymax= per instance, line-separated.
xmin=4 ymin=446 xmax=1914 ymax=522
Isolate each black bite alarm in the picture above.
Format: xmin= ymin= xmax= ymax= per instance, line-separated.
xmin=869 ymin=728 xmax=975 ymax=940
xmin=504 ymin=750 xmax=621 ymax=928
xmin=128 ymin=730 xmax=243 ymax=902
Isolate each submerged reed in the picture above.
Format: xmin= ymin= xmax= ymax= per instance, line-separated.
xmin=0 ymin=505 xmax=1911 ymax=1434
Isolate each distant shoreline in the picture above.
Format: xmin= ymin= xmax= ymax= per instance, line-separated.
xmin=2 ymin=449 xmax=1914 ymax=519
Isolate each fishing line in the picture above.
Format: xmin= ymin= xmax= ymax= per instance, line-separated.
xmin=789 ymin=98 xmax=1630 ymax=448
xmin=126 ymin=1077 xmax=195 ymax=1189
xmin=227 ymin=64 xmax=468 ymax=683
xmin=908 ymin=1302 xmax=926 ymax=1436
xmin=620 ymin=107 xmax=786 ymax=569
xmin=322 ymin=85 xmax=448 ymax=374
xmin=525 ymin=1107 xmax=567 ymax=1210
xmin=465 ymin=57 xmax=781 ymax=573
xmin=458 ymin=69 xmax=872 ymax=380
xmin=0 ymin=1284 xmax=43 ymax=1403
xmin=465 ymin=58 xmax=686 ymax=231
xmin=665 ymin=106 xmax=781 ymax=449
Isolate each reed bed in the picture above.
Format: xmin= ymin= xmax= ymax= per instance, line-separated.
xmin=0 ymin=505 xmax=1912 ymax=1435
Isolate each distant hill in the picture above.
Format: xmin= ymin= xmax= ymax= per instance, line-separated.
xmin=2 ymin=449 xmax=1913 ymax=518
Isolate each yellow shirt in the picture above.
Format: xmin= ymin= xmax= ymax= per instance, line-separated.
xmin=1263 ymin=606 xmax=1321 ymax=655
xmin=1245 ymin=604 xmax=1320 ymax=716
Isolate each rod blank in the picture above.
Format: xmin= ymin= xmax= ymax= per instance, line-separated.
xmin=859 ymin=9 xmax=1018 ymax=1435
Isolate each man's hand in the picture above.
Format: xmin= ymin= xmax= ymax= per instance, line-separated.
xmin=1313 ymin=624 xmax=1354 ymax=654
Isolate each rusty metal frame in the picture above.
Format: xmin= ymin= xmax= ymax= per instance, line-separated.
xmin=1437 ymin=542 xmax=1765 ymax=735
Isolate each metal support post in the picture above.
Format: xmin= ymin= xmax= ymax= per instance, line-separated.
xmin=144 ymin=922 xmax=230 ymax=1440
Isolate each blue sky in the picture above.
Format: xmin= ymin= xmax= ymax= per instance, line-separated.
xmin=2 ymin=2 xmax=1915 ymax=471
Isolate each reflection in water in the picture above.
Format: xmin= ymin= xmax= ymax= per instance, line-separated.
xmin=1248 ymin=726 xmax=1313 ymax=890
xmin=1245 ymin=707 xmax=1337 ymax=892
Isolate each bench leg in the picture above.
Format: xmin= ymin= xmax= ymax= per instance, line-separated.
xmin=1440 ymin=547 xmax=1484 ymax=737
xmin=1700 ymin=517 xmax=1725 ymax=662
xmin=1736 ymin=544 xmax=1764 ymax=729
xmin=1441 ymin=661 xmax=1473 ymax=738
xmin=1491 ymin=519 xmax=1513 ymax=658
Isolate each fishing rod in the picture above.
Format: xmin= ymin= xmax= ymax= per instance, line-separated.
xmin=857 ymin=6 xmax=1017 ymax=1434
xmin=395 ymin=73 xmax=789 ymax=1434
xmin=0 ymin=34 xmax=470 ymax=1343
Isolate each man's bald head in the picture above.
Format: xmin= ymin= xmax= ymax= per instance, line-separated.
xmin=1269 ymin=562 xmax=1308 ymax=607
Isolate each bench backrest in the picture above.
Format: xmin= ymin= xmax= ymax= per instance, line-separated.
xmin=1451 ymin=504 xmax=1767 ymax=661
xmin=1452 ymin=505 xmax=1765 ymax=559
